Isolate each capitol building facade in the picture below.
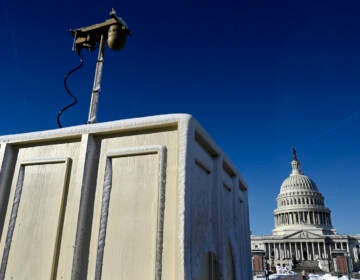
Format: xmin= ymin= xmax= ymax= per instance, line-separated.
xmin=251 ymin=150 xmax=360 ymax=272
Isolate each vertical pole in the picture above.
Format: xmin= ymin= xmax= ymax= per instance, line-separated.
xmin=88 ymin=34 xmax=106 ymax=124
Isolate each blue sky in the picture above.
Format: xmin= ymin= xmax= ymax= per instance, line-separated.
xmin=1 ymin=0 xmax=360 ymax=235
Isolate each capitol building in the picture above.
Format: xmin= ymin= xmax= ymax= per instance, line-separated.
xmin=251 ymin=150 xmax=360 ymax=272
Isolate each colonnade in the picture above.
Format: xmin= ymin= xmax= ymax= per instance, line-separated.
xmin=264 ymin=241 xmax=349 ymax=261
xmin=274 ymin=211 xmax=331 ymax=227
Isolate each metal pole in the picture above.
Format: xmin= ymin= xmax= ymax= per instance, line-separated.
xmin=88 ymin=34 xmax=106 ymax=124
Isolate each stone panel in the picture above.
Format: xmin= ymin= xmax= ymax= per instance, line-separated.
xmin=1 ymin=159 xmax=71 ymax=279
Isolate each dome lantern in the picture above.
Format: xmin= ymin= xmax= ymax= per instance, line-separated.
xmin=291 ymin=147 xmax=302 ymax=175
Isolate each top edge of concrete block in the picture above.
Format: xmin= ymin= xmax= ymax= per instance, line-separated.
xmin=0 ymin=114 xmax=195 ymax=143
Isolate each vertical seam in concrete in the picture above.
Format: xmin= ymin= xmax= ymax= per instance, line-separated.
xmin=0 ymin=165 xmax=24 ymax=279
xmin=71 ymin=135 xmax=101 ymax=280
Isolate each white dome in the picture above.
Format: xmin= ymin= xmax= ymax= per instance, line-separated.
xmin=272 ymin=149 xmax=336 ymax=236
xmin=280 ymin=173 xmax=319 ymax=193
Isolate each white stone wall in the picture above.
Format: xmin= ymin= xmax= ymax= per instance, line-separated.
xmin=0 ymin=114 xmax=251 ymax=280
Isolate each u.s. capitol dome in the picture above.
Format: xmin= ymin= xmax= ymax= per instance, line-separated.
xmin=273 ymin=149 xmax=335 ymax=235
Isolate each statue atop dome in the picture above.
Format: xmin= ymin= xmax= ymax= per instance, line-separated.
xmin=291 ymin=148 xmax=302 ymax=175
xmin=292 ymin=147 xmax=298 ymax=161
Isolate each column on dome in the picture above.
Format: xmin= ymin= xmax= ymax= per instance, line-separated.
xmin=323 ymin=241 xmax=327 ymax=258
xmin=274 ymin=243 xmax=277 ymax=260
xmin=306 ymin=242 xmax=309 ymax=260
xmin=300 ymin=243 xmax=304 ymax=260
xmin=277 ymin=243 xmax=280 ymax=260
xmin=311 ymin=211 xmax=314 ymax=224
xmin=317 ymin=242 xmax=321 ymax=259
xmin=289 ymin=242 xmax=293 ymax=258
xmin=282 ymin=243 xmax=285 ymax=259
xmin=311 ymin=242 xmax=315 ymax=260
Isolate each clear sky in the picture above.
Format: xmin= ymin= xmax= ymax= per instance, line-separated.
xmin=1 ymin=0 xmax=360 ymax=235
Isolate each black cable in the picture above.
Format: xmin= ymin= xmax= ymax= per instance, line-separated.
xmin=57 ymin=51 xmax=84 ymax=128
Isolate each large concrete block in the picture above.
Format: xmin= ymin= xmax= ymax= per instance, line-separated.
xmin=0 ymin=114 xmax=251 ymax=280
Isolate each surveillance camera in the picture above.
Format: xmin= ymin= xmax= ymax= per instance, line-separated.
xmin=107 ymin=24 xmax=127 ymax=51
